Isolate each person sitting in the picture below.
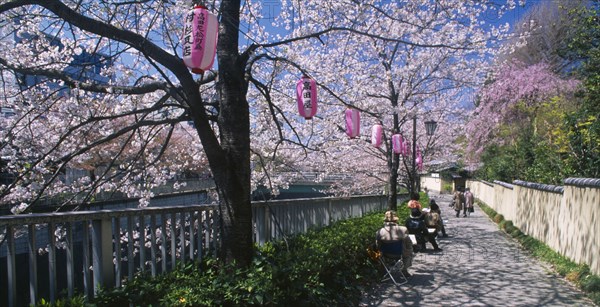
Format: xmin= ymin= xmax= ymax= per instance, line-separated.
xmin=428 ymin=199 xmax=447 ymax=237
xmin=405 ymin=208 xmax=442 ymax=252
xmin=376 ymin=210 xmax=415 ymax=277
xmin=407 ymin=193 xmax=422 ymax=210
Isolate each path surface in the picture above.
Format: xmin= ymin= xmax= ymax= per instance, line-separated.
xmin=361 ymin=193 xmax=596 ymax=307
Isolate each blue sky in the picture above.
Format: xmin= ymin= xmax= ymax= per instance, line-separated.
xmin=254 ymin=0 xmax=541 ymax=33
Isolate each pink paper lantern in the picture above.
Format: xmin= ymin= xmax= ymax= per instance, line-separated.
xmin=371 ymin=124 xmax=383 ymax=147
xmin=345 ymin=108 xmax=360 ymax=138
xmin=182 ymin=6 xmax=219 ymax=74
xmin=392 ymin=134 xmax=403 ymax=154
xmin=296 ymin=76 xmax=318 ymax=119
xmin=416 ymin=148 xmax=423 ymax=171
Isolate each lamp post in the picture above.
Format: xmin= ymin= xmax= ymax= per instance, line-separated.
xmin=425 ymin=120 xmax=438 ymax=137
xmin=409 ymin=117 xmax=437 ymax=196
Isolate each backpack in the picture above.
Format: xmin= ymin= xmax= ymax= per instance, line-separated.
xmin=425 ymin=212 xmax=440 ymax=227
xmin=406 ymin=218 xmax=422 ymax=231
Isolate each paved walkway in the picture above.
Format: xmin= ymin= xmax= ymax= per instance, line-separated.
xmin=361 ymin=193 xmax=596 ymax=307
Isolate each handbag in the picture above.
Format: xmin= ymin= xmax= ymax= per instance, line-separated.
xmin=469 ymin=207 xmax=474 ymax=213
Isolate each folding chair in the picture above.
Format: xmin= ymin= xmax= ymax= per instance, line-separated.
xmin=378 ymin=240 xmax=408 ymax=286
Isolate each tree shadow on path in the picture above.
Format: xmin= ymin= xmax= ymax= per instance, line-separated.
xmin=360 ymin=193 xmax=595 ymax=307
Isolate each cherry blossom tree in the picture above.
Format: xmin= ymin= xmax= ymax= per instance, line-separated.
xmin=0 ymin=0 xmax=518 ymax=265
xmin=249 ymin=2 xmax=514 ymax=209
xmin=466 ymin=60 xmax=580 ymax=159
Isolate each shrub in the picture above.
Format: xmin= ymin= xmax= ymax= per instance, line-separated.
xmin=590 ymin=293 xmax=600 ymax=306
xmin=582 ymin=275 xmax=600 ymax=293
xmin=573 ymin=268 xmax=600 ymax=305
xmin=493 ymin=213 xmax=504 ymax=223
xmin=477 ymin=201 xmax=495 ymax=217
xmin=442 ymin=183 xmax=453 ymax=193
xmin=510 ymin=228 xmax=522 ymax=238
xmin=36 ymin=296 xmax=86 ymax=307
xmin=498 ymin=219 xmax=506 ymax=229
xmin=502 ymin=220 xmax=515 ymax=233
xmin=91 ymin=210 xmax=402 ymax=306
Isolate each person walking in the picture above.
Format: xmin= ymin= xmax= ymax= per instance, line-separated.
xmin=453 ymin=189 xmax=464 ymax=218
xmin=464 ymin=188 xmax=474 ymax=217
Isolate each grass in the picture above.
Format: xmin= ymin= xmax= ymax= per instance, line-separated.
xmin=477 ymin=200 xmax=600 ymax=306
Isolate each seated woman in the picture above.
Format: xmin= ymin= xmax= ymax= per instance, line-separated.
xmin=406 ymin=193 xmax=422 ymax=210
xmin=405 ymin=208 xmax=442 ymax=252
xmin=376 ymin=210 xmax=415 ymax=277
xmin=427 ymin=199 xmax=447 ymax=237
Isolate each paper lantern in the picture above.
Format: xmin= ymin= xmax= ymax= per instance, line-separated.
xmin=371 ymin=124 xmax=383 ymax=147
xmin=345 ymin=108 xmax=360 ymax=138
xmin=182 ymin=6 xmax=219 ymax=74
xmin=416 ymin=148 xmax=423 ymax=171
xmin=392 ymin=134 xmax=403 ymax=154
xmin=296 ymin=75 xmax=318 ymax=119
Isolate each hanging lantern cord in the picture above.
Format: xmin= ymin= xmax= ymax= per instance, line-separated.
xmin=192 ymin=0 xmax=206 ymax=8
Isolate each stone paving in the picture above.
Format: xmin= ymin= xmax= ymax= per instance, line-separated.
xmin=361 ymin=193 xmax=596 ymax=307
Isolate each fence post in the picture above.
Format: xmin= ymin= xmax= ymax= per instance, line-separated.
xmin=28 ymin=224 xmax=38 ymax=306
xmin=91 ymin=218 xmax=114 ymax=295
xmin=264 ymin=205 xmax=271 ymax=243
xmin=328 ymin=198 xmax=333 ymax=224
xmin=7 ymin=226 xmax=16 ymax=307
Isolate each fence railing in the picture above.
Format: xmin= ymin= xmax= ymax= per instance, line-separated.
xmin=252 ymin=194 xmax=389 ymax=244
xmin=0 ymin=194 xmax=390 ymax=307
xmin=0 ymin=205 xmax=219 ymax=307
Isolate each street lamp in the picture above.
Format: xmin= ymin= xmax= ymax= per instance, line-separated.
xmin=425 ymin=120 xmax=437 ymax=136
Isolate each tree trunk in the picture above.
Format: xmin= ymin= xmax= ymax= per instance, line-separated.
xmin=388 ymin=82 xmax=400 ymax=211
xmin=387 ymin=150 xmax=399 ymax=211
xmin=209 ymin=0 xmax=253 ymax=267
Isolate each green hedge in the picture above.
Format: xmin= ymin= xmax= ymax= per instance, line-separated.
xmin=38 ymin=197 xmax=423 ymax=306
xmin=83 ymin=202 xmax=416 ymax=306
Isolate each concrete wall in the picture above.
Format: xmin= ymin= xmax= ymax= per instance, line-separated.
xmin=468 ymin=180 xmax=495 ymax=209
xmin=560 ymin=179 xmax=600 ymax=276
xmin=495 ymin=181 xmax=518 ymax=222
xmin=421 ymin=175 xmax=453 ymax=193
xmin=467 ymin=178 xmax=600 ymax=276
